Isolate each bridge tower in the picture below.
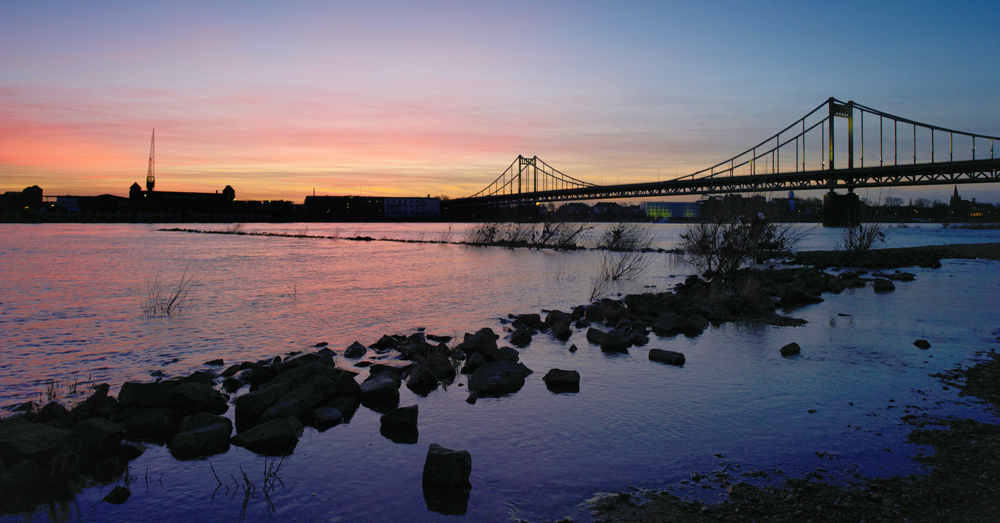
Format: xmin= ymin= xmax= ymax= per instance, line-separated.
xmin=146 ymin=129 xmax=155 ymax=192
xmin=823 ymin=99 xmax=859 ymax=226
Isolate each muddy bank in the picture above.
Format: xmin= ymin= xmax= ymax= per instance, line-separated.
xmin=590 ymin=347 xmax=1000 ymax=523
xmin=791 ymin=242 xmax=1000 ymax=269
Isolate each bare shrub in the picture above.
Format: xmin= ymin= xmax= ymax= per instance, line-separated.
xmin=466 ymin=220 xmax=592 ymax=249
xmin=141 ymin=268 xmax=197 ymax=317
xmin=841 ymin=198 xmax=889 ymax=253
xmin=680 ymin=198 xmax=803 ymax=276
xmin=589 ymin=222 xmax=654 ymax=300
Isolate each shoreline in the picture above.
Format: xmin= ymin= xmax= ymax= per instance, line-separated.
xmin=590 ymin=348 xmax=1000 ymax=523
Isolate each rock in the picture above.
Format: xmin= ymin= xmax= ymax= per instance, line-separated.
xmin=682 ymin=314 xmax=710 ymax=336
xmin=168 ymin=414 xmax=232 ymax=460
xmin=221 ymin=364 xmax=242 ymax=377
xmin=914 ymin=339 xmax=931 ymax=350
xmin=359 ymin=373 xmax=401 ymax=412
xmin=780 ymin=342 xmax=801 ymax=356
xmin=586 ymin=327 xmax=607 ymax=345
xmin=873 ymin=278 xmax=896 ymax=292
xmin=465 ymin=392 xmax=478 ymax=404
xmin=69 ymin=383 xmax=114 ymax=422
xmin=460 ymin=352 xmax=487 ymax=375
xmin=543 ymin=369 xmax=580 ymax=393
xmin=256 ymin=374 xmax=339 ymax=425
xmin=509 ymin=329 xmax=533 ymax=348
xmin=222 ymin=377 xmax=243 ymax=393
xmin=406 ymin=364 xmax=439 ymax=396
xmin=34 ymin=401 xmax=70 ymax=425
xmin=205 ymin=359 xmax=224 ymax=366
xmin=648 ymin=349 xmax=685 ymax=366
xmin=548 ymin=320 xmax=572 ymax=342
xmin=467 ymin=361 xmax=533 ymax=397
xmin=422 ymin=443 xmax=472 ymax=488
xmin=115 ymin=408 xmax=180 ymax=444
xmin=310 ymin=406 xmax=343 ymax=431
xmin=231 ymin=417 xmax=302 ymax=456
xmin=380 ymin=405 xmax=418 ymax=429
xmin=121 ymin=441 xmax=146 ymax=461
xmin=72 ymin=418 xmax=127 ymax=458
xmin=781 ymin=288 xmax=824 ymax=306
xmin=180 ymin=370 xmax=217 ymax=386
xmin=512 ymin=313 xmax=542 ymax=329
xmin=458 ymin=328 xmax=499 ymax=357
xmin=0 ymin=422 xmax=79 ymax=466
xmin=599 ymin=329 xmax=633 ymax=353
xmin=887 ymin=272 xmax=915 ymax=281
xmin=495 ymin=346 xmax=520 ymax=362
xmin=652 ymin=314 xmax=685 ymax=336
xmin=380 ymin=406 xmax=419 ymax=444
xmin=103 ymin=486 xmax=131 ymax=504
xmin=327 ymin=397 xmax=359 ymax=423
xmin=370 ymin=334 xmax=400 ymax=351
xmin=167 ymin=383 xmax=229 ymax=415
xmin=568 ymin=344 xmax=578 ymax=353
xmin=345 ymin=341 xmax=367 ymax=358
xmin=423 ymin=484 xmax=470 ymax=516
xmin=234 ymin=383 xmax=291 ymax=429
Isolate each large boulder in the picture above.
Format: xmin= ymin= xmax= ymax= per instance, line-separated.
xmin=458 ymin=328 xmax=499 ymax=357
xmin=467 ymin=361 xmax=532 ymax=397
xmin=648 ymin=349 xmax=686 ymax=366
xmin=118 ymin=381 xmax=178 ymax=409
xmin=380 ymin=405 xmax=419 ymax=444
xmin=598 ymin=329 xmax=632 ymax=353
xmin=234 ymin=383 xmax=291 ymax=429
xmin=0 ymin=422 xmax=79 ymax=467
xmin=256 ymin=374 xmax=339 ymax=425
xmin=231 ymin=417 xmax=302 ymax=456
xmin=542 ymin=369 xmax=580 ymax=393
xmin=168 ymin=414 xmax=232 ymax=460
xmin=115 ymin=408 xmax=180 ymax=444
xmin=509 ymin=329 xmax=532 ymax=348
xmin=168 ymin=382 xmax=229 ymax=415
xmin=422 ymin=443 xmax=472 ymax=488
xmin=651 ymin=314 xmax=685 ymax=337
xmin=72 ymin=418 xmax=126 ymax=459
xmin=547 ymin=320 xmax=572 ymax=342
xmin=406 ymin=364 xmax=439 ymax=396
xmin=360 ymin=373 xmax=401 ymax=412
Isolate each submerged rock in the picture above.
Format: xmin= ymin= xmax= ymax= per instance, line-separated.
xmin=873 ymin=278 xmax=896 ymax=293
xmin=648 ymin=349 xmax=686 ymax=366
xmin=542 ymin=369 xmax=580 ymax=393
xmin=780 ymin=342 xmax=802 ymax=356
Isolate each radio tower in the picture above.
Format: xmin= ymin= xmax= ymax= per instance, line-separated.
xmin=146 ymin=129 xmax=155 ymax=191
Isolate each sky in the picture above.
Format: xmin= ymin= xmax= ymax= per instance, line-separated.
xmin=2 ymin=0 xmax=999 ymax=203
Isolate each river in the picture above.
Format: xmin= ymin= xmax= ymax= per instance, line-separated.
xmin=1 ymin=222 xmax=999 ymax=522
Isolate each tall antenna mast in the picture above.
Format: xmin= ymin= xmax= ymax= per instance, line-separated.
xmin=146 ymin=129 xmax=155 ymax=191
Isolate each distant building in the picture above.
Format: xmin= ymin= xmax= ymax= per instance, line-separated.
xmin=640 ymin=201 xmax=700 ymax=220
xmin=385 ymin=197 xmax=440 ymax=218
xmin=306 ymin=195 xmax=441 ymax=221
xmin=129 ymin=181 xmax=236 ymax=213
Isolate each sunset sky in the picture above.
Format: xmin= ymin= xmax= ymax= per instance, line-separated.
xmin=2 ymin=1 xmax=999 ymax=203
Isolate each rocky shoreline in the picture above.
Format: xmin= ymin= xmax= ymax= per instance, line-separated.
xmin=1 ymin=243 xmax=996 ymax=518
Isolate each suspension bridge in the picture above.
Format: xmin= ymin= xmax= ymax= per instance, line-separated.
xmin=451 ymin=97 xmax=1000 ymax=209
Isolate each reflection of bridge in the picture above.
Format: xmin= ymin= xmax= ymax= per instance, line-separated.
xmin=451 ymin=98 xmax=1000 ymax=208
